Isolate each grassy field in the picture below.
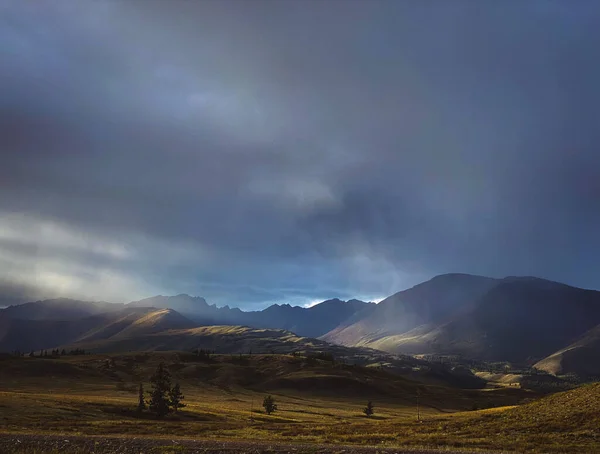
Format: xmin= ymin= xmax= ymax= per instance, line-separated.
xmin=0 ymin=352 xmax=598 ymax=453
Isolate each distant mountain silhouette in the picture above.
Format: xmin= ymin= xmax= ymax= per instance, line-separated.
xmin=129 ymin=294 xmax=247 ymax=324
xmin=242 ymin=298 xmax=375 ymax=338
xmin=127 ymin=294 xmax=373 ymax=338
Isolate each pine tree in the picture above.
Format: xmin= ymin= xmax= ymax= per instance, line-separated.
xmin=137 ymin=383 xmax=146 ymax=413
xmin=147 ymin=362 xmax=172 ymax=418
xmin=262 ymin=395 xmax=277 ymax=415
xmin=169 ymin=383 xmax=186 ymax=412
xmin=363 ymin=401 xmax=374 ymax=417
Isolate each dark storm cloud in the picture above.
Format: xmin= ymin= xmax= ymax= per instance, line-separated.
xmin=1 ymin=0 xmax=599 ymax=307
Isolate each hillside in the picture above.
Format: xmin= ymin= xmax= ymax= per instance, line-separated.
xmin=57 ymin=324 xmax=486 ymax=389
xmin=323 ymin=275 xmax=600 ymax=364
xmin=0 ymin=307 xmax=194 ymax=352
xmin=1 ymin=298 xmax=125 ymax=321
xmin=426 ymin=382 xmax=600 ymax=452
xmin=384 ymin=278 xmax=600 ymax=363
xmin=322 ymin=273 xmax=498 ymax=347
xmin=0 ymin=352 xmax=458 ymax=402
xmin=78 ymin=308 xmax=197 ymax=342
xmin=489 ymin=382 xmax=600 ymax=431
xmin=0 ymin=312 xmax=118 ymax=352
xmin=535 ymin=323 xmax=600 ymax=378
xmin=128 ymin=294 xmax=247 ymax=325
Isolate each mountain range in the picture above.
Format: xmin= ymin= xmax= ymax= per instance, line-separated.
xmin=2 ymin=273 xmax=600 ymax=379
xmin=128 ymin=294 xmax=375 ymax=338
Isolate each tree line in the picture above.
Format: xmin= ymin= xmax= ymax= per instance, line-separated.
xmin=6 ymin=348 xmax=89 ymax=357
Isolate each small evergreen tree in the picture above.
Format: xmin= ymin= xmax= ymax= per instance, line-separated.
xmin=147 ymin=362 xmax=172 ymax=418
xmin=137 ymin=383 xmax=146 ymax=413
xmin=363 ymin=401 xmax=374 ymax=417
xmin=262 ymin=395 xmax=277 ymax=415
xmin=169 ymin=383 xmax=186 ymax=412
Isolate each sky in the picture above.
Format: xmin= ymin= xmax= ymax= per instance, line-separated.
xmin=1 ymin=1 xmax=599 ymax=308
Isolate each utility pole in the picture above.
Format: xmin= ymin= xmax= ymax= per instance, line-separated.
xmin=416 ymin=389 xmax=421 ymax=422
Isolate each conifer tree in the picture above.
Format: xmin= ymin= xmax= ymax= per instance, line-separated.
xmin=262 ymin=395 xmax=277 ymax=415
xmin=137 ymin=383 xmax=146 ymax=413
xmin=169 ymin=383 xmax=186 ymax=412
xmin=147 ymin=362 xmax=172 ymax=418
xmin=363 ymin=401 xmax=374 ymax=417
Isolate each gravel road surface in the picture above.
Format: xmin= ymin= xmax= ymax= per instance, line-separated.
xmin=0 ymin=433 xmax=499 ymax=454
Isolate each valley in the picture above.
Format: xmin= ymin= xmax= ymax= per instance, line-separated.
xmin=2 ymin=273 xmax=600 ymax=452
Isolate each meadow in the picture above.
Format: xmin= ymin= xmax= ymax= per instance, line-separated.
xmin=0 ymin=352 xmax=598 ymax=453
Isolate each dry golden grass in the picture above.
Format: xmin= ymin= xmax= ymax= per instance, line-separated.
xmin=0 ymin=353 xmax=597 ymax=452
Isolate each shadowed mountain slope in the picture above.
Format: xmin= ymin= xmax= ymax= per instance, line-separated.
xmin=1 ymin=298 xmax=124 ymax=321
xmin=322 ymin=274 xmax=497 ymax=347
xmin=535 ymin=322 xmax=600 ymax=378
xmin=323 ymin=275 xmax=600 ymax=364
xmin=0 ymin=307 xmax=195 ymax=352
xmin=401 ymin=278 xmax=600 ymax=362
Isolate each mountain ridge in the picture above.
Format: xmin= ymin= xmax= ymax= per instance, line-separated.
xmin=0 ymin=293 xmax=374 ymax=342
xmin=4 ymin=273 xmax=600 ymax=370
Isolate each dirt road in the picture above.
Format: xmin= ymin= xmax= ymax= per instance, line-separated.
xmin=0 ymin=433 xmax=499 ymax=454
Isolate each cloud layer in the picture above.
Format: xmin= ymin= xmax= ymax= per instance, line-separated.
xmin=1 ymin=1 xmax=599 ymax=307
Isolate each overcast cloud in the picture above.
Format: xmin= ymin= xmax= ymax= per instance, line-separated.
xmin=1 ymin=0 xmax=599 ymax=308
